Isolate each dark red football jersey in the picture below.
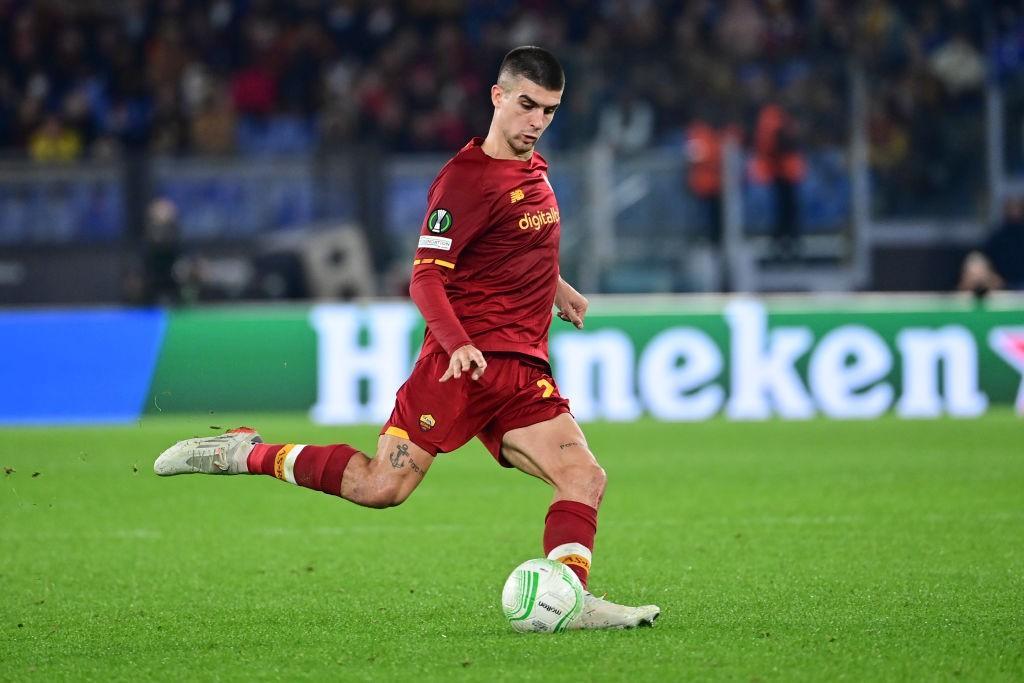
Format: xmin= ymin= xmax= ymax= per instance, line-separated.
xmin=413 ymin=137 xmax=560 ymax=362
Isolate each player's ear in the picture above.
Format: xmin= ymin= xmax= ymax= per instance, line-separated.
xmin=491 ymin=84 xmax=503 ymax=108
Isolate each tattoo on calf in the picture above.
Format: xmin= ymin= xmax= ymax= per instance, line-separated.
xmin=559 ymin=441 xmax=580 ymax=450
xmin=388 ymin=443 xmax=409 ymax=469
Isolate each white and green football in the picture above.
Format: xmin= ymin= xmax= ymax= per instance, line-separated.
xmin=501 ymin=558 xmax=584 ymax=633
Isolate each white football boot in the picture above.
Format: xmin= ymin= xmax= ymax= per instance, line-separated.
xmin=568 ymin=592 xmax=660 ymax=630
xmin=154 ymin=427 xmax=262 ymax=476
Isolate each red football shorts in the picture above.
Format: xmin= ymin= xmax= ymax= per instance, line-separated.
xmin=381 ymin=352 xmax=571 ymax=466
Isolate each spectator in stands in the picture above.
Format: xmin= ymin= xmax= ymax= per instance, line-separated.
xmin=750 ymin=102 xmax=806 ymax=258
xmin=28 ymin=114 xmax=82 ymax=162
xmin=716 ymin=0 xmax=766 ymax=62
xmin=140 ymin=198 xmax=186 ymax=306
xmin=929 ymin=30 xmax=986 ymax=97
xmin=150 ymin=84 xmax=189 ymax=155
xmin=685 ymin=108 xmax=741 ymax=247
xmin=861 ymin=1 xmax=989 ymax=217
xmin=190 ymin=85 xmax=237 ymax=156
xmin=959 ymin=196 xmax=1024 ymax=295
xmin=596 ymin=86 xmax=654 ymax=156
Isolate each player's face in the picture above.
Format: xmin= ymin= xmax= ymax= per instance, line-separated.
xmin=492 ymin=76 xmax=562 ymax=157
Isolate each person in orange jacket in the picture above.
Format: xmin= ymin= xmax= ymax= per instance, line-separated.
xmin=685 ymin=113 xmax=742 ymax=247
xmin=749 ymin=103 xmax=806 ymax=258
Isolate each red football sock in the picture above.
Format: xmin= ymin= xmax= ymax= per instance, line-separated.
xmin=543 ymin=500 xmax=598 ymax=589
xmin=247 ymin=443 xmax=358 ymax=497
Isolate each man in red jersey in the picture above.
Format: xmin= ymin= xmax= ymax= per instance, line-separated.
xmin=155 ymin=46 xmax=659 ymax=630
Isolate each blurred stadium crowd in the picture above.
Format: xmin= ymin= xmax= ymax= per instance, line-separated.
xmin=0 ymin=0 xmax=1007 ymax=160
xmin=1 ymin=0 xmax=1023 ymax=303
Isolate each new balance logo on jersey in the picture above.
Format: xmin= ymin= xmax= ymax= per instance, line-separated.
xmin=518 ymin=206 xmax=560 ymax=231
xmin=510 ymin=188 xmax=525 ymax=203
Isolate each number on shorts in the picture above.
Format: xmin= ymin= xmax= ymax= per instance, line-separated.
xmin=536 ymin=379 xmax=554 ymax=398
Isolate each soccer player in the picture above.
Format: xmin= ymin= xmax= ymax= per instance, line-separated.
xmin=155 ymin=46 xmax=660 ymax=630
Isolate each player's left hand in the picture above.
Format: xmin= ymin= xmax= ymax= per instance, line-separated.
xmin=440 ymin=344 xmax=488 ymax=382
xmin=555 ymin=278 xmax=588 ymax=329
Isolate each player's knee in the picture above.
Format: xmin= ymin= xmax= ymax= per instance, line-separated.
xmin=596 ymin=463 xmax=608 ymax=490
xmin=590 ymin=463 xmax=608 ymax=501
xmin=560 ymin=461 xmax=606 ymax=507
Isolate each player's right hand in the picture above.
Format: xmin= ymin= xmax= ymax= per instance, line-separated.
xmin=440 ymin=344 xmax=487 ymax=382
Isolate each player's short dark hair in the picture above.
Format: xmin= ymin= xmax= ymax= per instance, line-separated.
xmin=498 ymin=46 xmax=564 ymax=91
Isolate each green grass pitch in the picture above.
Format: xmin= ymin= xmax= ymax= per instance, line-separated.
xmin=2 ymin=413 xmax=1022 ymax=681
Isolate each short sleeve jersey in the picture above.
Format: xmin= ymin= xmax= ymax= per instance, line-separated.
xmin=413 ymin=137 xmax=560 ymax=362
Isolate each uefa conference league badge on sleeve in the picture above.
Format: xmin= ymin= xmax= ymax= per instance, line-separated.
xmin=420 ymin=208 xmax=454 ymax=250
xmin=427 ymin=208 xmax=453 ymax=234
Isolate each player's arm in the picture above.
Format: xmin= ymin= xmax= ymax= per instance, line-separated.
xmin=408 ymin=268 xmax=487 ymax=381
xmin=410 ymin=160 xmax=494 ymax=381
xmin=554 ymin=276 xmax=589 ymax=329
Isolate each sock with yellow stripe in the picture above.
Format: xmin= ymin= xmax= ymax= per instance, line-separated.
xmin=246 ymin=443 xmax=358 ymax=497
xmin=543 ymin=500 xmax=598 ymax=589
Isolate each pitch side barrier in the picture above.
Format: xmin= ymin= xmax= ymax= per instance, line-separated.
xmin=2 ymin=294 xmax=1023 ymax=425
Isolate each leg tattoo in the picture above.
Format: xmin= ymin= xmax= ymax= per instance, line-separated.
xmin=388 ymin=443 xmax=410 ymax=469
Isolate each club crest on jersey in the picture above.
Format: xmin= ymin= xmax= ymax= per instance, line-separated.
xmin=428 ymin=208 xmax=453 ymax=234
xmin=419 ymin=414 xmax=436 ymax=432
xmin=518 ymin=206 xmax=560 ymax=231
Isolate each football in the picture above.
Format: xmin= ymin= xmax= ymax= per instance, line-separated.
xmin=501 ymin=558 xmax=585 ymax=633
